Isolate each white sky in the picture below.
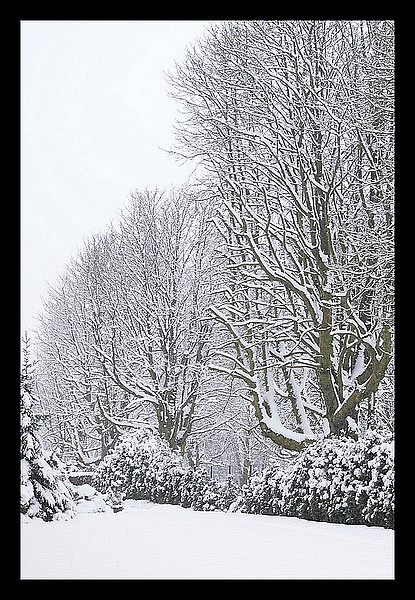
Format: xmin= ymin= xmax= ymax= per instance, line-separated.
xmin=21 ymin=20 xmax=214 ymax=337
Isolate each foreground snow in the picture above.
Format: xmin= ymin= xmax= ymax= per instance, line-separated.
xmin=21 ymin=500 xmax=394 ymax=579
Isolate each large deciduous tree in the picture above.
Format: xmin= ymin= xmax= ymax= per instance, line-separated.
xmin=169 ymin=20 xmax=394 ymax=450
xmin=92 ymin=188 xmax=215 ymax=453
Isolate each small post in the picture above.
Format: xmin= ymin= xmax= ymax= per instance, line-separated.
xmin=228 ymin=464 xmax=232 ymax=476
xmin=210 ymin=465 xmax=213 ymax=478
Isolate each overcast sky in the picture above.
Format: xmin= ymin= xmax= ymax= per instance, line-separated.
xmin=21 ymin=20 xmax=214 ymax=337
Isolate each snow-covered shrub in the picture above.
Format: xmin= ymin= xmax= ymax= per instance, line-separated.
xmin=72 ymin=484 xmax=110 ymax=514
xmin=179 ymin=468 xmax=222 ymax=511
xmin=94 ymin=429 xmax=195 ymax=506
xmin=281 ymin=438 xmax=357 ymax=523
xmin=21 ymin=386 xmax=75 ymax=522
xmin=236 ymin=466 xmax=284 ymax=516
xmin=217 ymin=475 xmax=241 ymax=512
xmin=235 ymin=432 xmax=394 ymax=528
xmin=93 ymin=429 xmax=240 ymax=512
xmin=281 ymin=432 xmax=394 ymax=528
xmin=141 ymin=452 xmax=184 ymax=506
xmin=93 ymin=429 xmax=168 ymax=500
xmin=357 ymin=435 xmax=395 ymax=528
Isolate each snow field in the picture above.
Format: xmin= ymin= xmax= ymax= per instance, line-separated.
xmin=21 ymin=500 xmax=394 ymax=580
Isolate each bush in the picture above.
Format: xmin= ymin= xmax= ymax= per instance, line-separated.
xmin=236 ymin=467 xmax=284 ymax=516
xmin=218 ymin=475 xmax=241 ymax=512
xmin=94 ymin=428 xmax=393 ymax=528
xmin=94 ymin=429 xmax=182 ymax=504
xmin=237 ymin=432 xmax=394 ymax=529
xmin=93 ymin=429 xmax=239 ymax=512
xmin=179 ymin=467 xmax=220 ymax=510
xmin=72 ymin=484 xmax=110 ymax=514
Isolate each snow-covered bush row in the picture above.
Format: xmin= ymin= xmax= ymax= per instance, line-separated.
xmin=235 ymin=431 xmax=394 ymax=529
xmin=92 ymin=428 xmax=393 ymax=528
xmin=93 ymin=429 xmax=239 ymax=512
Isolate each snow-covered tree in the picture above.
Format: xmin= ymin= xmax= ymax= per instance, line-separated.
xmin=36 ymin=187 xmax=221 ymax=463
xmin=91 ymin=188 xmax=215 ymax=454
xmin=20 ymin=335 xmax=75 ymax=521
xmin=35 ymin=235 xmax=124 ymax=467
xmin=169 ymin=20 xmax=394 ymax=450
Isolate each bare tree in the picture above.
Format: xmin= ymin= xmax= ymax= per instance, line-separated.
xmin=169 ymin=20 xmax=394 ymax=451
xmin=91 ymin=188 xmax=216 ymax=453
xmin=36 ymin=188 xmax=218 ymax=461
xmin=36 ymin=229 xmax=127 ymax=465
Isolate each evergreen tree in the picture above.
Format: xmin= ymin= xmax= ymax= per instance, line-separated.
xmin=20 ymin=335 xmax=75 ymax=521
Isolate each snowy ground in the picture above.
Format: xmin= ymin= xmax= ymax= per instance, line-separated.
xmin=21 ymin=500 xmax=394 ymax=580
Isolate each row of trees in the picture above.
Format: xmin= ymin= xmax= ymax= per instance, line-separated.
xmin=28 ymin=20 xmax=394 ymax=482
xmin=169 ymin=19 xmax=394 ymax=449
xmin=33 ymin=188 xmax=289 ymax=481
